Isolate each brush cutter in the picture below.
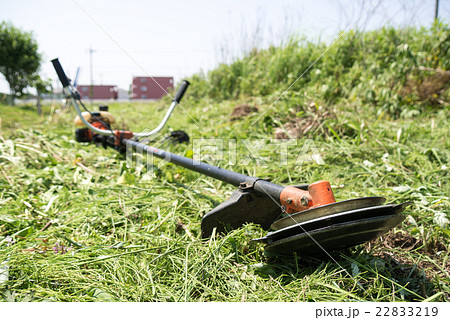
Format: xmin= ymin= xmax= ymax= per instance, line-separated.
xmin=52 ymin=58 xmax=410 ymax=257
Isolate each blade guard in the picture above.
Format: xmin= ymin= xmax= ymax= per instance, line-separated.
xmin=201 ymin=188 xmax=281 ymax=238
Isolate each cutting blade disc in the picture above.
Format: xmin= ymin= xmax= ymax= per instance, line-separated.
xmin=270 ymin=197 xmax=386 ymax=230
xmin=256 ymin=203 xmax=410 ymax=243
xmin=263 ymin=213 xmax=405 ymax=256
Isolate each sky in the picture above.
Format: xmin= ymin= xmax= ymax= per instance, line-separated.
xmin=0 ymin=0 xmax=449 ymax=93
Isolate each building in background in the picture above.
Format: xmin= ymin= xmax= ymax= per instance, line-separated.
xmin=77 ymin=85 xmax=118 ymax=100
xmin=131 ymin=76 xmax=174 ymax=100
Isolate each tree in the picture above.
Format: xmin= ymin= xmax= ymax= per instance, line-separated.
xmin=0 ymin=21 xmax=41 ymax=105
xmin=32 ymin=75 xmax=52 ymax=115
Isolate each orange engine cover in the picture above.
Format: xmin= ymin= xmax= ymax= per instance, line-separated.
xmin=280 ymin=180 xmax=336 ymax=214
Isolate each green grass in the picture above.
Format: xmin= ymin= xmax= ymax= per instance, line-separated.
xmin=187 ymin=23 xmax=450 ymax=119
xmin=0 ymin=95 xmax=448 ymax=302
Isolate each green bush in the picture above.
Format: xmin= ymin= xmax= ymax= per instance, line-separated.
xmin=187 ymin=22 xmax=449 ymax=118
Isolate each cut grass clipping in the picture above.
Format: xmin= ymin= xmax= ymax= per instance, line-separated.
xmin=0 ymin=99 xmax=447 ymax=301
xmin=1 ymin=24 xmax=449 ymax=302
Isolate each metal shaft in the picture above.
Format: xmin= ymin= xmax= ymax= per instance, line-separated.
xmin=123 ymin=139 xmax=284 ymax=200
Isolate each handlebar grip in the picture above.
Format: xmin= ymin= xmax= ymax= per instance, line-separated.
xmin=51 ymin=58 xmax=70 ymax=87
xmin=173 ymin=80 xmax=190 ymax=103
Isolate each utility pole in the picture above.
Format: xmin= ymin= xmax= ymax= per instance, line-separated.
xmin=89 ymin=47 xmax=95 ymax=105
xmin=435 ymin=0 xmax=439 ymax=20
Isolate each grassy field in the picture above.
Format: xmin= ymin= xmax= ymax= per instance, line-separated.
xmin=0 ymin=96 xmax=448 ymax=302
xmin=0 ymin=24 xmax=449 ymax=302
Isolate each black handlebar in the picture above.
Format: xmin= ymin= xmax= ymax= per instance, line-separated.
xmin=174 ymin=80 xmax=190 ymax=103
xmin=51 ymin=58 xmax=70 ymax=87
